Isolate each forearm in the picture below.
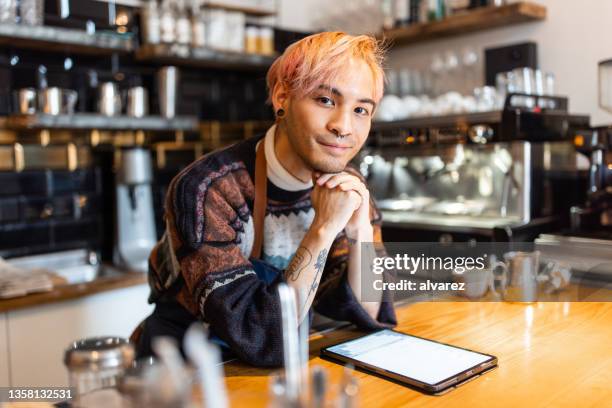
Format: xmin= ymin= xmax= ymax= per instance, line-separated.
xmin=283 ymin=220 xmax=336 ymax=323
xmin=347 ymin=225 xmax=382 ymax=320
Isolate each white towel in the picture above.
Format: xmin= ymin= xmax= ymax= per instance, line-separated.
xmin=0 ymin=257 xmax=54 ymax=299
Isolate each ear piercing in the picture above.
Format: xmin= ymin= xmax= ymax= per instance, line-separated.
xmin=276 ymin=108 xmax=285 ymax=117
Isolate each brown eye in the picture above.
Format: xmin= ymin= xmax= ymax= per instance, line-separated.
xmin=318 ymin=96 xmax=334 ymax=106
xmin=355 ymin=107 xmax=369 ymax=116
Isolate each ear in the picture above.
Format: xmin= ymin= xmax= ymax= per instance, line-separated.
xmin=271 ymin=82 xmax=290 ymax=113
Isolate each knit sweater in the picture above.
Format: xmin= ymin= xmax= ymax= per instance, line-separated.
xmin=147 ymin=125 xmax=397 ymax=366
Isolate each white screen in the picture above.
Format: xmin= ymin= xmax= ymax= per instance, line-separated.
xmin=326 ymin=330 xmax=492 ymax=385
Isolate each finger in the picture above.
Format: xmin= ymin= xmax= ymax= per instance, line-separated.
xmin=338 ymin=182 xmax=369 ymax=202
xmin=324 ymin=173 xmax=358 ymax=189
xmin=315 ymin=173 xmax=337 ymax=186
xmin=347 ymin=190 xmax=362 ymax=210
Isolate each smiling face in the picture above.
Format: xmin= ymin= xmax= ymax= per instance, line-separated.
xmin=273 ymin=58 xmax=378 ymax=175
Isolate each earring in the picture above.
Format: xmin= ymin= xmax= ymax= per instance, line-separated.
xmin=276 ymin=108 xmax=285 ymax=117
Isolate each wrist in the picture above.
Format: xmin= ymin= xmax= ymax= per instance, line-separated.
xmin=310 ymin=217 xmax=340 ymax=242
xmin=345 ymin=222 xmax=374 ymax=241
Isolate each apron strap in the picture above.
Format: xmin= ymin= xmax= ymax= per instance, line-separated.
xmin=250 ymin=140 xmax=267 ymax=259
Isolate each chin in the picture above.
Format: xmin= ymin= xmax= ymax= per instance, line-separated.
xmin=309 ymin=158 xmax=348 ymax=174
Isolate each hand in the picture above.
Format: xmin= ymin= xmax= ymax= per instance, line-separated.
xmin=310 ymin=172 xmax=361 ymax=238
xmin=314 ymin=171 xmax=372 ymax=240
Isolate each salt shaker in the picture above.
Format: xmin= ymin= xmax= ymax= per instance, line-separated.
xmin=64 ymin=336 xmax=135 ymax=406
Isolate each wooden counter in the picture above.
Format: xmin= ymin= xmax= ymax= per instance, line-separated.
xmin=223 ymin=300 xmax=612 ymax=407
xmin=0 ymin=271 xmax=147 ymax=313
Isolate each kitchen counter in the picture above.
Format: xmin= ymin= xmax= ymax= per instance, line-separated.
xmin=0 ymin=267 xmax=147 ymax=313
xmin=222 ymin=297 xmax=612 ymax=407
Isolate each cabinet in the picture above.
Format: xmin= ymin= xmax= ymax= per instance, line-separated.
xmin=0 ymin=313 xmax=9 ymax=386
xmin=7 ymin=284 xmax=153 ymax=387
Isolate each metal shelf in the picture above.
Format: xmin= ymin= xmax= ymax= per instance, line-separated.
xmin=135 ymin=43 xmax=276 ymax=70
xmin=3 ymin=113 xmax=199 ymax=131
xmin=371 ymin=111 xmax=502 ymax=131
xmin=0 ymin=23 xmax=134 ymax=55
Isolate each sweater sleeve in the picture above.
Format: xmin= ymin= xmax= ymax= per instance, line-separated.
xmin=166 ymin=162 xmax=286 ymax=367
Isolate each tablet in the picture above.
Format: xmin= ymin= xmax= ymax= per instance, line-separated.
xmin=321 ymin=329 xmax=497 ymax=394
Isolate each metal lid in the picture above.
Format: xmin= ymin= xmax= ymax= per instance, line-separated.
xmin=64 ymin=336 xmax=135 ymax=371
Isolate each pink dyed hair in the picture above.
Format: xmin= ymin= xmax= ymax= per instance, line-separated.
xmin=266 ymin=31 xmax=386 ymax=104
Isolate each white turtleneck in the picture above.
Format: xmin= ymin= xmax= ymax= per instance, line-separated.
xmin=257 ymin=124 xmax=314 ymax=191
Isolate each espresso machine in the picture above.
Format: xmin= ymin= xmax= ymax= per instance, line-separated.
xmin=537 ymin=59 xmax=612 ymax=240
xmin=568 ymin=127 xmax=612 ymax=234
xmin=113 ymin=147 xmax=157 ymax=272
xmin=360 ymin=94 xmax=590 ymax=242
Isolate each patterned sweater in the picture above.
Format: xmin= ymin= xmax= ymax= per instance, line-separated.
xmin=147 ymin=126 xmax=396 ymax=366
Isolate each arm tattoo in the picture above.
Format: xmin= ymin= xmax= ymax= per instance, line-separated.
xmin=307 ymin=248 xmax=328 ymax=299
xmin=284 ymin=246 xmax=312 ymax=281
xmin=347 ymin=237 xmax=357 ymax=246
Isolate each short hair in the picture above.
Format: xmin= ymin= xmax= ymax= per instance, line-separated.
xmin=266 ymin=31 xmax=386 ymax=104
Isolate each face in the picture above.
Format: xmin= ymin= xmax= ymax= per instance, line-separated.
xmin=276 ymin=58 xmax=378 ymax=174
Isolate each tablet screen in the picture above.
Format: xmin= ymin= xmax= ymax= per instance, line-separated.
xmin=325 ymin=330 xmax=493 ymax=385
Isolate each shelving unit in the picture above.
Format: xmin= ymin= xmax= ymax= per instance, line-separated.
xmin=3 ymin=113 xmax=199 ymax=132
xmin=383 ymin=2 xmax=546 ymax=46
xmin=135 ymin=43 xmax=277 ymax=70
xmin=0 ymin=23 xmax=134 ymax=55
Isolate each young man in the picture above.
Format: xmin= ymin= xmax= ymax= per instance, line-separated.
xmin=131 ymin=31 xmax=396 ymax=366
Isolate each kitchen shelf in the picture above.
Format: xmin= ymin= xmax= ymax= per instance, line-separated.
xmin=383 ymin=2 xmax=546 ymax=46
xmin=135 ymin=43 xmax=276 ymax=70
xmin=371 ymin=111 xmax=502 ymax=131
xmin=3 ymin=113 xmax=199 ymax=131
xmin=0 ymin=23 xmax=134 ymax=55
xmin=204 ymin=1 xmax=277 ymax=16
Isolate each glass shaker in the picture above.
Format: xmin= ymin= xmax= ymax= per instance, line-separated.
xmin=64 ymin=336 xmax=135 ymax=406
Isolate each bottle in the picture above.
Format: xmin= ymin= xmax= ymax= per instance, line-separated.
xmin=259 ymin=26 xmax=274 ymax=56
xmin=381 ymin=0 xmax=395 ymax=30
xmin=428 ymin=0 xmax=439 ymax=21
xmin=394 ymin=0 xmax=410 ymax=27
xmin=175 ymin=0 xmax=192 ymax=45
xmin=409 ymin=0 xmax=421 ymax=24
xmin=245 ymin=25 xmax=258 ymax=54
xmin=141 ymin=0 xmax=160 ymax=45
xmin=191 ymin=0 xmax=206 ymax=48
xmin=437 ymin=0 xmax=446 ymax=18
xmin=159 ymin=0 xmax=176 ymax=44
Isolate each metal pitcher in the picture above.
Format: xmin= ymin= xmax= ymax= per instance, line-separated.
xmin=491 ymin=251 xmax=541 ymax=302
xmin=98 ymin=82 xmax=122 ymax=116
xmin=39 ymin=87 xmax=78 ymax=115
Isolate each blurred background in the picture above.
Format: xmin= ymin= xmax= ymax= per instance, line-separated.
xmin=0 ymin=0 xmax=611 ymax=388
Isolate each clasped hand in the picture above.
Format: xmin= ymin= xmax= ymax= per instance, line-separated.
xmin=310 ymin=171 xmax=372 ymax=239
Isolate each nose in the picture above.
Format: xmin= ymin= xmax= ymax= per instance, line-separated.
xmin=327 ymin=107 xmax=352 ymax=138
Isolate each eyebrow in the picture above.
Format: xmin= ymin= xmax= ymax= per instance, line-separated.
xmin=317 ymin=85 xmax=377 ymax=110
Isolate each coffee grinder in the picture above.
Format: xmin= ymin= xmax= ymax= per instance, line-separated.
xmin=113 ymin=147 xmax=157 ymax=272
